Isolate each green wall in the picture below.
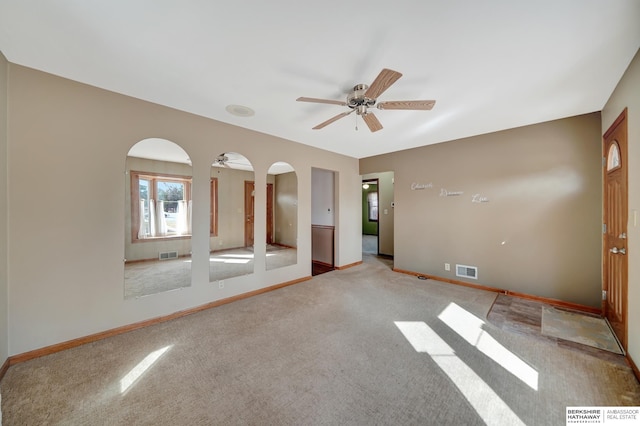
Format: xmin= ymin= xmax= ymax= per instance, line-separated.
xmin=362 ymin=184 xmax=378 ymax=235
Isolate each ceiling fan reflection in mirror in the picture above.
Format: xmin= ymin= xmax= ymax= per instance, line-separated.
xmin=297 ymin=68 xmax=435 ymax=133
xmin=212 ymin=152 xmax=255 ymax=172
xmin=214 ymin=154 xmax=230 ymax=167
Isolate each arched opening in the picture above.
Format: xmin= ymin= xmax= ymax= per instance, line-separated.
xmin=124 ymin=138 xmax=192 ymax=298
xmin=266 ymin=162 xmax=297 ymax=270
xmin=209 ymin=152 xmax=256 ymax=282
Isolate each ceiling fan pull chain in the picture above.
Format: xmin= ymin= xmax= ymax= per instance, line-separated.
xmin=355 ymin=113 xmax=359 ymax=131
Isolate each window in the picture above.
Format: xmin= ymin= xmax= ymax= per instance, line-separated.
xmin=368 ymin=191 xmax=378 ymax=222
xmin=131 ymin=171 xmax=192 ymax=241
xmin=607 ymin=142 xmax=621 ymax=172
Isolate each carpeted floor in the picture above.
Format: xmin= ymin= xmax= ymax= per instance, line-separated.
xmin=362 ymin=234 xmax=378 ymax=254
xmin=2 ymin=254 xmax=639 ymax=425
xmin=125 ymin=245 xmax=297 ymax=299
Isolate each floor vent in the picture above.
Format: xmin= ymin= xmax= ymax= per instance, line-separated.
xmin=456 ymin=264 xmax=478 ymax=280
xmin=159 ymin=251 xmax=179 ymax=260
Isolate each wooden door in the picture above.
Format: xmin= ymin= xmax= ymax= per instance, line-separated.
xmin=266 ymin=183 xmax=274 ymax=245
xmin=603 ymin=108 xmax=628 ymax=350
xmin=244 ymin=181 xmax=255 ymax=247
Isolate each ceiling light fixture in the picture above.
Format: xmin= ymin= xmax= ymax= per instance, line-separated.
xmin=362 ymin=184 xmax=370 ymax=189
xmin=225 ymin=104 xmax=255 ymax=117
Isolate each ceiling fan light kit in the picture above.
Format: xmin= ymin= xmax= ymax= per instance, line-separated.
xmin=297 ymin=68 xmax=436 ymax=133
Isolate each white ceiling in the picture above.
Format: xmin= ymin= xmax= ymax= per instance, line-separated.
xmin=1 ymin=1 xmax=639 ymax=159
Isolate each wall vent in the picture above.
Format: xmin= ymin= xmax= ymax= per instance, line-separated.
xmin=456 ymin=264 xmax=478 ymax=280
xmin=159 ymin=251 xmax=179 ymax=260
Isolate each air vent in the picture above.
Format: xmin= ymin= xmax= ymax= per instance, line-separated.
xmin=456 ymin=264 xmax=478 ymax=280
xmin=159 ymin=251 xmax=179 ymax=260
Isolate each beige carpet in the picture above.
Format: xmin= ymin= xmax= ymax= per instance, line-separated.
xmin=362 ymin=234 xmax=378 ymax=254
xmin=2 ymin=255 xmax=639 ymax=425
xmin=541 ymin=307 xmax=624 ymax=355
xmin=125 ymin=246 xmax=297 ymax=299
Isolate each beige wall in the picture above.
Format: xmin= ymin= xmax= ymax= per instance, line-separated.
xmin=0 ymin=51 xmax=8 ymax=362
xmin=602 ymin=49 xmax=640 ymax=368
xmin=361 ymin=113 xmax=603 ymax=307
xmin=6 ymin=63 xmax=361 ymax=355
xmin=311 ymin=168 xmax=335 ymax=227
xmin=274 ymin=171 xmax=298 ymax=247
xmin=210 ymin=166 xmax=256 ymax=251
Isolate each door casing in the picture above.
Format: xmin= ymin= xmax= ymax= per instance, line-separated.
xmin=244 ymin=181 xmax=255 ymax=247
xmin=602 ymin=108 xmax=628 ymax=351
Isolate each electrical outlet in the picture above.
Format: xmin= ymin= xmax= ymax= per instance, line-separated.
xmin=444 ymin=263 xmax=451 ymax=271
xmin=219 ymin=280 xmax=224 ymax=289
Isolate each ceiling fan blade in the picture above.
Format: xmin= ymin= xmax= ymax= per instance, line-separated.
xmin=297 ymin=97 xmax=347 ymax=107
xmin=362 ymin=112 xmax=383 ymax=133
xmin=312 ymin=110 xmax=354 ymax=130
xmin=377 ymin=100 xmax=436 ymax=110
xmin=365 ymin=68 xmax=402 ymax=100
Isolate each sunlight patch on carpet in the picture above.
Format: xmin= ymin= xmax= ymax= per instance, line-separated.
xmin=395 ymin=321 xmax=526 ymax=426
xmin=120 ymin=345 xmax=172 ymax=394
xmin=541 ymin=307 xmax=623 ymax=355
xmin=438 ymin=303 xmax=539 ymax=391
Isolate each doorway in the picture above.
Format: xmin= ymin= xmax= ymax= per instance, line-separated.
xmin=362 ymin=179 xmax=379 ymax=255
xmin=311 ymin=168 xmax=336 ymax=276
xmin=603 ymin=108 xmax=628 ymax=351
xmin=266 ymin=183 xmax=273 ymax=244
xmin=244 ymin=181 xmax=275 ymax=248
xmin=244 ymin=181 xmax=255 ymax=247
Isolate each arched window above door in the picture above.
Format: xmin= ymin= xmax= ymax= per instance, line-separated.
xmin=607 ymin=141 xmax=621 ymax=172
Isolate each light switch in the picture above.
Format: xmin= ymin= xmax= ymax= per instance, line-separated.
xmin=384 ymin=209 xmax=388 ymax=215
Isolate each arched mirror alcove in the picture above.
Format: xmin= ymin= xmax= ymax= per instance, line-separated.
xmin=266 ymin=162 xmax=297 ymax=271
xmin=209 ymin=152 xmax=256 ymax=282
xmin=124 ymin=138 xmax=192 ymax=298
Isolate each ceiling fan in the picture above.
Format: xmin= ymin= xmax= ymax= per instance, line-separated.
xmin=214 ymin=154 xmax=231 ymax=167
xmin=297 ymin=68 xmax=435 ymax=133
xmin=212 ymin=152 xmax=254 ymax=171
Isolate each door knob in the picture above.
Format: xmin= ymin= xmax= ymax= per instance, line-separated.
xmin=610 ymin=247 xmax=626 ymax=255
xmin=619 ymin=232 xmax=627 ymax=239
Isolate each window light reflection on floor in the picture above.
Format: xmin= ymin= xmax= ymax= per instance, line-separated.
xmin=120 ymin=345 xmax=172 ymax=394
xmin=209 ymin=258 xmax=251 ymax=264
xmin=394 ymin=321 xmax=525 ymax=426
xmin=437 ymin=303 xmax=539 ymax=391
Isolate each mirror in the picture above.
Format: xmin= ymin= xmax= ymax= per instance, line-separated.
xmin=124 ymin=139 xmax=192 ymax=298
xmin=209 ymin=152 xmax=256 ymax=282
xmin=266 ymin=162 xmax=297 ymax=271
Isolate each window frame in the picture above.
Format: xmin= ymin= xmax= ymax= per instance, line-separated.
xmin=367 ymin=191 xmax=379 ymax=222
xmin=607 ymin=141 xmax=621 ymax=172
xmin=130 ymin=170 xmax=192 ymax=243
